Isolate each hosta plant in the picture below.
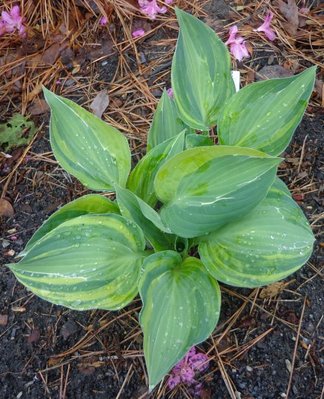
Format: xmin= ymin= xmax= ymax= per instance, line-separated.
xmin=8 ymin=8 xmax=316 ymax=392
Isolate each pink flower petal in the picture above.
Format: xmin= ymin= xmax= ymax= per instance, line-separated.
xmin=18 ymin=24 xmax=26 ymax=38
xmin=10 ymin=5 xmax=21 ymax=20
xmin=1 ymin=11 xmax=15 ymax=30
xmin=254 ymin=11 xmax=276 ymax=41
xmin=230 ymin=42 xmax=250 ymax=61
xmin=166 ymin=88 xmax=173 ymax=98
xmin=138 ymin=0 xmax=167 ymax=20
xmin=299 ymin=7 xmax=310 ymax=15
xmin=225 ymin=25 xmax=238 ymax=45
xmin=99 ymin=16 xmax=108 ymax=26
xmin=225 ymin=25 xmax=250 ymax=61
xmin=1 ymin=6 xmax=26 ymax=37
xmin=188 ymin=353 xmax=210 ymax=372
xmin=165 ymin=0 xmax=173 ymax=4
xmin=167 ymin=374 xmax=181 ymax=389
xmin=180 ymin=365 xmax=195 ymax=384
xmin=132 ymin=28 xmax=145 ymax=38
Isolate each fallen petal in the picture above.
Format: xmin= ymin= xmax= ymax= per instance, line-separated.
xmin=229 ymin=42 xmax=250 ymax=61
xmin=254 ymin=11 xmax=277 ymax=41
xmin=166 ymin=88 xmax=173 ymax=98
xmin=132 ymin=28 xmax=145 ymax=38
xmin=99 ymin=16 xmax=108 ymax=26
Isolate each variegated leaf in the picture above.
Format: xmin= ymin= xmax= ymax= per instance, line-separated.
xmin=44 ymin=88 xmax=131 ymax=191
xmin=24 ymin=194 xmax=119 ymax=253
xmin=155 ymin=146 xmax=281 ymax=238
xmin=139 ymin=251 xmax=221 ymax=390
xmin=147 ymin=90 xmax=189 ymax=150
xmin=172 ymin=8 xmax=234 ymax=130
xmin=217 ymin=67 xmax=316 ymax=155
xmin=9 ymin=214 xmax=146 ymax=310
xmin=127 ymin=131 xmax=186 ymax=207
xmin=199 ymin=182 xmax=314 ymax=287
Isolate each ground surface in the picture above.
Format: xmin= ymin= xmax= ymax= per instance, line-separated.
xmin=0 ymin=1 xmax=323 ymax=398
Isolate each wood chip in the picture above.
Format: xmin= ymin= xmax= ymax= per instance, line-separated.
xmin=259 ymin=282 xmax=287 ymax=298
xmin=12 ymin=306 xmax=26 ymax=312
xmin=0 ymin=199 xmax=14 ymax=217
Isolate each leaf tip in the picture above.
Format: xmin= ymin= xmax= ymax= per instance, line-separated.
xmin=148 ymin=384 xmax=155 ymax=393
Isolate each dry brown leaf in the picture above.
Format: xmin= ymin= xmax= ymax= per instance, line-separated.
xmin=0 ymin=199 xmax=14 ymax=217
xmin=41 ymin=42 xmax=68 ymax=65
xmin=28 ymin=99 xmax=49 ymax=116
xmin=278 ymin=0 xmax=299 ymax=36
xmin=90 ymin=90 xmax=109 ymax=118
xmin=256 ymin=65 xmax=293 ymax=81
xmin=259 ymin=282 xmax=287 ymax=298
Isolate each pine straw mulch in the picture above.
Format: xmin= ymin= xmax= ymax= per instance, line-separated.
xmin=0 ymin=1 xmax=323 ymax=398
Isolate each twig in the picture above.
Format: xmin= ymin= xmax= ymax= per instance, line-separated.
xmin=115 ymin=364 xmax=133 ymax=399
xmin=285 ymin=296 xmax=307 ymax=398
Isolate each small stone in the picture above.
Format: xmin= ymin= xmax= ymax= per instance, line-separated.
xmin=0 ymin=314 xmax=8 ymax=326
xmin=61 ymin=320 xmax=78 ymax=340
xmin=2 ymin=240 xmax=10 ymax=248
xmin=28 ymin=328 xmax=40 ymax=344
xmin=285 ymin=359 xmax=292 ymax=373
xmin=246 ymin=366 xmax=253 ymax=372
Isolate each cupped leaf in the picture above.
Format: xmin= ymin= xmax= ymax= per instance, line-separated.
xmin=139 ymin=251 xmax=221 ymax=390
xmin=199 ymin=183 xmax=315 ymax=287
xmin=155 ymin=146 xmax=281 ymax=238
xmin=9 ymin=214 xmax=146 ymax=310
xmin=217 ymin=67 xmax=316 ymax=155
xmin=115 ymin=186 xmax=174 ymax=251
xmin=24 ymin=194 xmax=119 ymax=254
xmin=127 ymin=131 xmax=186 ymax=207
xmin=147 ymin=90 xmax=189 ymax=150
xmin=44 ymin=88 xmax=131 ymax=191
xmin=172 ymin=8 xmax=234 ymax=130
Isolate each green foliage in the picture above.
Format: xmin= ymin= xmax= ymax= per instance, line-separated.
xmin=0 ymin=114 xmax=36 ymax=152
xmin=8 ymin=8 xmax=316 ymax=393
xmin=217 ymin=67 xmax=316 ymax=155
xmin=139 ymin=251 xmax=220 ymax=389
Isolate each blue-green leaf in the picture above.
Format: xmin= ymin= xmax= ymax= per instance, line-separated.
xmin=127 ymin=131 xmax=186 ymax=207
xmin=217 ymin=67 xmax=316 ymax=155
xmin=44 ymin=88 xmax=131 ymax=191
xmin=155 ymin=146 xmax=281 ymax=238
xmin=9 ymin=214 xmax=146 ymax=310
xmin=199 ymin=183 xmax=314 ymax=287
xmin=115 ymin=186 xmax=174 ymax=251
xmin=147 ymin=90 xmax=189 ymax=150
xmin=172 ymin=8 xmax=235 ymax=130
xmin=139 ymin=251 xmax=221 ymax=390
